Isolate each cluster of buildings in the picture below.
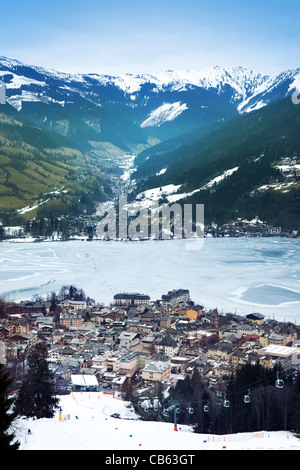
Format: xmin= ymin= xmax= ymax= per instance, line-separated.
xmin=205 ymin=220 xmax=299 ymax=238
xmin=1 ymin=289 xmax=300 ymax=396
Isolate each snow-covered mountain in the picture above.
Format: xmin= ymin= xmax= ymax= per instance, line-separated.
xmin=0 ymin=56 xmax=299 ymax=146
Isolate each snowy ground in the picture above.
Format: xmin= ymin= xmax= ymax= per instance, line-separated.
xmin=14 ymin=392 xmax=300 ymax=451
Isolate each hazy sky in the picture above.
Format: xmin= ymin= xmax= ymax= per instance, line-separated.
xmin=1 ymin=0 xmax=299 ymax=76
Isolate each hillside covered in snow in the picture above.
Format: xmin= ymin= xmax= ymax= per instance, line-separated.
xmin=14 ymin=391 xmax=300 ymax=451
xmin=1 ymin=56 xmax=300 ymax=145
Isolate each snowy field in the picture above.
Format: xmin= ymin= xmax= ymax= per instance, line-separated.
xmin=1 ymin=237 xmax=300 ymax=322
xmin=14 ymin=392 xmax=300 ymax=451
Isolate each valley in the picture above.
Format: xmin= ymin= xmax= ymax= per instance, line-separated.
xmin=0 ymin=57 xmax=299 ymax=238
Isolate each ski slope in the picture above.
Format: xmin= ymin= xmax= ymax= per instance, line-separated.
xmin=15 ymin=392 xmax=300 ymax=451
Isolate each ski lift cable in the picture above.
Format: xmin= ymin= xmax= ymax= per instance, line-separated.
xmin=164 ymin=370 xmax=285 ymax=410
xmin=225 ymin=371 xmax=285 ymax=398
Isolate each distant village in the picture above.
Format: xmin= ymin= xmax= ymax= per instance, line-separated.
xmin=1 ymin=216 xmax=299 ymax=241
xmin=205 ymin=219 xmax=299 ymax=238
xmin=1 ymin=287 xmax=300 ymax=399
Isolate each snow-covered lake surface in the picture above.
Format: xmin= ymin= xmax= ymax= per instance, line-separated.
xmin=15 ymin=391 xmax=300 ymax=450
xmin=1 ymin=237 xmax=300 ymax=322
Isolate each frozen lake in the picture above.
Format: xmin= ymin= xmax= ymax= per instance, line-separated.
xmin=0 ymin=237 xmax=300 ymax=322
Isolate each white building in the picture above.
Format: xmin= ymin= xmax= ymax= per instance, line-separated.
xmin=161 ymin=289 xmax=190 ymax=306
xmin=0 ymin=80 xmax=6 ymax=105
xmin=71 ymin=374 xmax=99 ymax=391
xmin=113 ymin=292 xmax=150 ymax=306
xmin=59 ymin=299 xmax=87 ymax=311
xmin=141 ymin=361 xmax=171 ymax=382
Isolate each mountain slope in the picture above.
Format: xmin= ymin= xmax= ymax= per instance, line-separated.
xmin=0 ymin=56 xmax=152 ymax=154
xmin=0 ymin=104 xmax=111 ymax=224
xmin=131 ymin=97 xmax=300 ymax=230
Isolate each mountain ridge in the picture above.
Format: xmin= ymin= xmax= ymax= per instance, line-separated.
xmin=1 ymin=56 xmax=299 ymax=128
xmin=1 ymin=55 xmax=298 ymax=102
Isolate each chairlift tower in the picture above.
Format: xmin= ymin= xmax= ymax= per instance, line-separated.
xmin=170 ymin=400 xmax=181 ymax=431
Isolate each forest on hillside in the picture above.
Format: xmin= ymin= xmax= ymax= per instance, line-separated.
xmin=124 ymin=362 xmax=300 ymax=435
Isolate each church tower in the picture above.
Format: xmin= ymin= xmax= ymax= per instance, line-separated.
xmin=210 ymin=308 xmax=219 ymax=330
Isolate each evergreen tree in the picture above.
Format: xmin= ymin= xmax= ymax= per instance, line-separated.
xmin=121 ymin=378 xmax=136 ymax=403
xmin=215 ymin=361 xmax=293 ymax=434
xmin=15 ymin=343 xmax=59 ymax=419
xmin=166 ymin=368 xmax=211 ymax=431
xmin=0 ymin=364 xmax=19 ymax=450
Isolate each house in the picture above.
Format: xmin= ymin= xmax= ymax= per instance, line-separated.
xmin=231 ymin=351 xmax=247 ymax=367
xmin=206 ymin=341 xmax=233 ymax=361
xmin=259 ymin=334 xmax=270 ymax=347
xmin=18 ymin=300 xmax=51 ymax=314
xmin=106 ymin=354 xmax=120 ymax=373
xmin=119 ymin=351 xmax=139 ymax=372
xmin=8 ymin=319 xmax=30 ymax=336
xmin=5 ymin=303 xmax=22 ymax=315
xmin=212 ymin=363 xmax=231 ymax=379
xmin=60 ymin=313 xmax=83 ymax=329
xmin=247 ymin=351 xmax=273 ymax=368
xmin=154 ymin=334 xmax=179 ymax=358
xmin=170 ymin=356 xmax=191 ymax=373
xmin=174 ymin=306 xmax=202 ymax=321
xmin=113 ymin=292 xmax=150 ymax=306
xmin=102 ymin=371 xmax=117 ymax=386
xmin=236 ymin=323 xmax=261 ymax=336
xmin=141 ymin=335 xmax=156 ymax=353
xmin=268 ymin=332 xmax=287 ymax=346
xmin=58 ymin=345 xmax=77 ymax=357
xmin=268 ymin=226 xmax=281 ymax=235
xmin=158 ymin=316 xmax=172 ymax=329
xmin=161 ymin=289 xmax=190 ymax=307
xmin=60 ymin=300 xmax=87 ymax=311
xmin=36 ymin=316 xmax=53 ymax=330
xmin=141 ymin=361 xmax=171 ymax=382
xmin=90 ymin=354 xmax=107 ymax=375
xmin=8 ymin=332 xmax=31 ymax=346
xmin=246 ymin=313 xmax=265 ymax=325
xmin=53 ymin=364 xmax=73 ymax=381
xmin=196 ymin=330 xmax=218 ymax=346
xmin=48 ymin=348 xmax=61 ymax=362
